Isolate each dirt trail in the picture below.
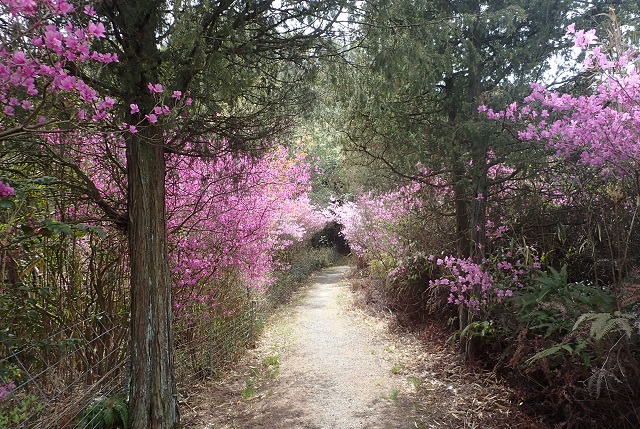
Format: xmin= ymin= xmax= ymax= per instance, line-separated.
xmin=185 ymin=265 xmax=546 ymax=429
xmin=239 ymin=265 xmax=415 ymax=428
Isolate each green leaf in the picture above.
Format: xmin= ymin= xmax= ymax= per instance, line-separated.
xmin=20 ymin=224 xmax=35 ymax=235
xmin=29 ymin=176 xmax=57 ymax=185
xmin=102 ymin=407 xmax=114 ymax=427
xmin=113 ymin=403 xmax=128 ymax=428
xmin=573 ymin=311 xmax=634 ymax=341
xmin=527 ymin=343 xmax=567 ymax=365
xmin=41 ymin=220 xmax=73 ymax=236
xmin=85 ymin=225 xmax=107 ymax=239
xmin=0 ymin=199 xmax=15 ymax=209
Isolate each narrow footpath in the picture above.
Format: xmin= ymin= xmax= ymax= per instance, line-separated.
xmin=184 ymin=266 xmax=547 ymax=429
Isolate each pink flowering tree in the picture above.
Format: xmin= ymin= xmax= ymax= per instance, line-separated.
xmin=0 ymin=0 xmax=118 ymax=208
xmin=0 ymin=0 xmax=117 ymax=138
xmin=1 ymin=1 xmax=349 ymax=427
xmin=483 ymin=22 xmax=640 ymax=287
xmin=331 ymin=182 xmax=425 ymax=267
xmin=167 ymin=145 xmax=326 ymax=317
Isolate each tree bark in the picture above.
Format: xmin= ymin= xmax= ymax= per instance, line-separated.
xmin=127 ymin=126 xmax=179 ymax=428
xmin=97 ymin=2 xmax=180 ymax=426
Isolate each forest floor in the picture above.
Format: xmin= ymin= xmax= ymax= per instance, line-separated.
xmin=182 ymin=265 xmax=549 ymax=428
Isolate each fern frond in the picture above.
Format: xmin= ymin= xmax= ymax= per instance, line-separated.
xmin=573 ymin=311 xmax=634 ymax=340
xmin=526 ymin=343 xmax=571 ymax=365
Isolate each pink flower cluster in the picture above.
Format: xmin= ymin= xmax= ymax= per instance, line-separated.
xmin=44 ymin=129 xmax=327 ymax=319
xmin=429 ymin=256 xmax=497 ymax=311
xmin=428 ymin=250 xmax=534 ymax=311
xmin=0 ymin=181 xmax=14 ymax=199
xmin=0 ymin=380 xmax=16 ymax=401
xmin=330 ymin=182 xmax=423 ymax=260
xmin=166 ymin=144 xmax=326 ymax=313
xmin=126 ymin=85 xmax=193 ymax=132
xmin=483 ymin=219 xmax=509 ymax=240
xmin=482 ymin=25 xmax=640 ymax=178
xmin=0 ymin=0 xmax=118 ymax=129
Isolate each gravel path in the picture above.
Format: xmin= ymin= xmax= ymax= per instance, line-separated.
xmin=185 ymin=265 xmax=547 ymax=429
xmin=243 ymin=265 xmax=415 ymax=428
xmin=188 ymin=265 xmax=419 ymax=428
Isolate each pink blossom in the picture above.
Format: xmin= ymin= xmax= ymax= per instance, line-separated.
xmin=0 ymin=381 xmax=16 ymax=400
xmin=103 ymin=97 xmax=115 ymax=108
xmin=12 ymin=51 xmax=26 ymax=65
xmin=0 ymin=181 xmax=14 ymax=199
xmin=147 ymin=82 xmax=163 ymax=94
xmin=87 ymin=22 xmax=106 ymax=38
xmin=574 ymin=29 xmax=598 ymax=49
xmin=57 ymin=75 xmax=76 ymax=91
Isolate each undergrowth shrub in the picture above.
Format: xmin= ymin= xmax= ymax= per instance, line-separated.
xmin=497 ymin=266 xmax=640 ymax=428
xmin=74 ymin=394 xmax=128 ymax=429
xmin=269 ymin=243 xmax=342 ymax=303
xmin=334 ymin=159 xmax=640 ymax=427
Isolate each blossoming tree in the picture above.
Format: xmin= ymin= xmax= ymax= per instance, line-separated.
xmin=1 ymin=1 xmax=349 ymax=427
xmin=484 ymin=21 xmax=640 ymax=286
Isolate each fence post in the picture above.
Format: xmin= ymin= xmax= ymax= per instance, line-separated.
xmin=249 ymin=299 xmax=257 ymax=344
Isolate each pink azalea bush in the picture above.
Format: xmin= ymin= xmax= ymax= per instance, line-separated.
xmin=482 ymin=25 xmax=640 ymax=179
xmin=428 ymin=232 xmax=540 ymax=311
xmin=0 ymin=0 xmax=118 ymax=134
xmin=167 ymin=145 xmax=327 ymax=317
xmin=334 ymin=169 xmax=538 ymax=311
xmin=482 ymin=23 xmax=640 ymax=286
xmin=29 ymin=128 xmax=327 ymax=321
xmin=331 ymin=182 xmax=422 ymax=263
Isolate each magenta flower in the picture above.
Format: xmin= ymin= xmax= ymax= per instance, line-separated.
xmin=87 ymin=22 xmax=106 ymax=38
xmin=0 ymin=181 xmax=14 ymax=199
xmin=147 ymin=82 xmax=163 ymax=94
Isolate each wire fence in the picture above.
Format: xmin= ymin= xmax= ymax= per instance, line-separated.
xmin=0 ymin=312 xmax=129 ymax=428
xmin=0 ymin=273 xmax=303 ymax=429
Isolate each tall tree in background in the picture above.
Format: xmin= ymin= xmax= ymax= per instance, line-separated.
xmin=331 ymin=0 xmax=636 ymax=355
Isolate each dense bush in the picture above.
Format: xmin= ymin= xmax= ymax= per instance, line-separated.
xmin=334 ymin=26 xmax=640 ymax=426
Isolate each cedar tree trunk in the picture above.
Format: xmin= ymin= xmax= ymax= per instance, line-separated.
xmin=127 ymin=125 xmax=179 ymax=428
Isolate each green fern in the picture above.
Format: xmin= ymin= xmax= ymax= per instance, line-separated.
xmin=526 ymin=343 xmax=573 ymax=365
xmin=573 ymin=311 xmax=634 ymax=341
xmin=75 ymin=394 xmax=129 ymax=429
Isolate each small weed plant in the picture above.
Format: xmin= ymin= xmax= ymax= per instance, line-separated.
xmin=74 ymin=394 xmax=128 ymax=429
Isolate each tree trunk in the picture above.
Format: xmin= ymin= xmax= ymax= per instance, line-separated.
xmin=127 ymin=126 xmax=179 ymax=428
xmin=470 ymin=179 xmax=487 ymax=261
